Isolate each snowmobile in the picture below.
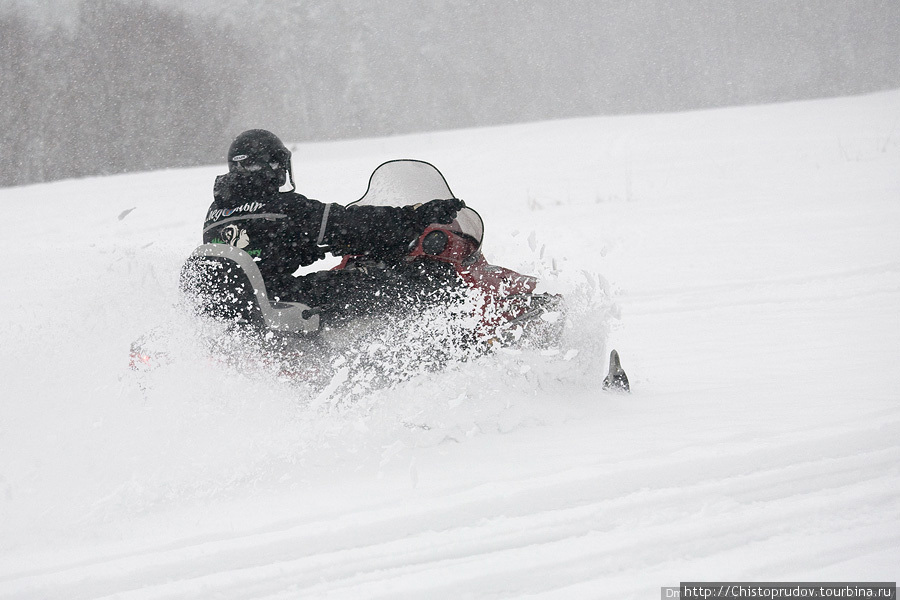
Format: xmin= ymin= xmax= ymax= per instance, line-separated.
xmin=131 ymin=159 xmax=628 ymax=392
xmin=130 ymin=161 xmax=561 ymax=381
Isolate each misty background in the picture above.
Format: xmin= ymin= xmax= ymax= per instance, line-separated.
xmin=1 ymin=0 xmax=899 ymax=188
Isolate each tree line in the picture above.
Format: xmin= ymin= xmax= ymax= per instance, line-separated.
xmin=0 ymin=0 xmax=243 ymax=187
xmin=258 ymin=0 xmax=900 ymax=142
xmin=2 ymin=0 xmax=899 ymax=188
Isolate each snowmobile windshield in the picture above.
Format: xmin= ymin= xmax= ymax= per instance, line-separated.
xmin=350 ymin=159 xmax=484 ymax=252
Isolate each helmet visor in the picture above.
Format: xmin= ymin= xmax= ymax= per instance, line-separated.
xmin=233 ymin=158 xmax=283 ymax=174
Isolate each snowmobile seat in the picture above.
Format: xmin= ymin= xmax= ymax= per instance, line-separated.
xmin=179 ymin=244 xmax=319 ymax=334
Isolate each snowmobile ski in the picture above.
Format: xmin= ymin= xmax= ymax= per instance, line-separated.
xmin=602 ymin=349 xmax=630 ymax=392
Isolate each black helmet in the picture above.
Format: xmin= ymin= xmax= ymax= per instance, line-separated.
xmin=227 ymin=129 xmax=295 ymax=192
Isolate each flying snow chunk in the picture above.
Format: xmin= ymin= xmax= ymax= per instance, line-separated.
xmin=541 ymin=311 xmax=561 ymax=323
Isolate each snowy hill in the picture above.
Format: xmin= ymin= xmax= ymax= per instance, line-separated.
xmin=1 ymin=91 xmax=899 ymax=598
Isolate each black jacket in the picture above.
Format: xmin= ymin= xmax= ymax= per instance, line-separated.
xmin=202 ymin=172 xmax=421 ymax=298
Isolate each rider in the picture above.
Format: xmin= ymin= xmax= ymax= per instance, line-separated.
xmin=203 ymin=129 xmax=464 ymax=304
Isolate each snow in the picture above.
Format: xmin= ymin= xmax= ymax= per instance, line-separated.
xmin=1 ymin=90 xmax=899 ymax=598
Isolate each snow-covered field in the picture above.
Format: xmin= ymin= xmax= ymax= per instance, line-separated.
xmin=1 ymin=90 xmax=898 ymax=598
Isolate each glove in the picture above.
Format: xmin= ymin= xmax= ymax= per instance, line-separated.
xmin=414 ymin=198 xmax=466 ymax=227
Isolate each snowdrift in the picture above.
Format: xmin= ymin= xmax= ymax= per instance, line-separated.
xmin=1 ymin=90 xmax=898 ymax=598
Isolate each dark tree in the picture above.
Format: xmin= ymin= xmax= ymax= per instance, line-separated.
xmin=0 ymin=0 xmax=245 ymax=187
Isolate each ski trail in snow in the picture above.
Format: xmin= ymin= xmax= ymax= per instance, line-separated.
xmin=3 ymin=416 xmax=898 ymax=599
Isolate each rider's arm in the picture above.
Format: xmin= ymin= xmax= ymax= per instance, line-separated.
xmin=320 ymin=198 xmax=465 ymax=257
xmin=320 ymin=203 xmax=419 ymax=257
